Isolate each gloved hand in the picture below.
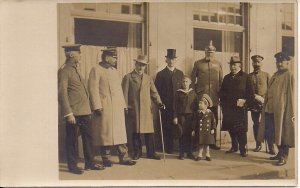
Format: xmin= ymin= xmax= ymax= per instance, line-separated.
xmin=66 ymin=114 xmax=76 ymax=125
xmin=95 ymin=108 xmax=103 ymax=116
xmin=124 ymin=108 xmax=128 ymax=115
xmin=255 ymin=94 xmax=265 ymax=104
xmin=173 ymin=117 xmax=178 ymax=125
xmin=158 ymin=103 xmax=165 ymax=110
xmin=192 ymin=130 xmax=195 ymax=137
xmin=210 ymin=129 xmax=215 ymax=135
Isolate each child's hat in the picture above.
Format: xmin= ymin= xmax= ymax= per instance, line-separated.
xmin=200 ymin=94 xmax=213 ymax=108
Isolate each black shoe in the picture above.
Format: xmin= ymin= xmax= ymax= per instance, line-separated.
xmin=133 ymin=153 xmax=141 ymax=160
xmin=226 ymin=148 xmax=238 ymax=153
xmin=205 ymin=156 xmax=212 ymax=161
xmin=84 ymin=163 xmax=105 ymax=171
xmin=211 ymin=145 xmax=220 ymax=150
xmin=241 ymin=153 xmax=247 ymax=157
xmin=253 ymin=146 xmax=262 ymax=152
xmin=102 ymin=159 xmax=113 ymax=167
xmin=69 ymin=167 xmax=84 ymax=175
xmin=277 ymin=158 xmax=287 ymax=166
xmin=268 ymin=150 xmax=276 ymax=155
xmin=270 ymin=155 xmax=280 ymax=160
xmin=194 ymin=157 xmax=201 ymax=161
xmin=147 ymin=154 xmax=161 ymax=160
xmin=178 ymin=155 xmax=184 ymax=160
xmin=120 ymin=160 xmax=136 ymax=166
xmin=187 ymin=153 xmax=194 ymax=159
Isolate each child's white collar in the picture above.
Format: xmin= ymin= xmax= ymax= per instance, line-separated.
xmin=177 ymin=88 xmax=193 ymax=93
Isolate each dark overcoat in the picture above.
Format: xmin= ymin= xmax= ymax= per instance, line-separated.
xmin=155 ymin=67 xmax=184 ymax=114
xmin=257 ymin=70 xmax=295 ymax=147
xmin=219 ymin=71 xmax=248 ymax=133
xmin=122 ymin=70 xmax=162 ymax=133
xmin=193 ymin=110 xmax=216 ymax=145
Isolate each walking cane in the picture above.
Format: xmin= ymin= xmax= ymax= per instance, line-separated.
xmin=219 ymin=106 xmax=222 ymax=149
xmin=158 ymin=109 xmax=166 ymax=163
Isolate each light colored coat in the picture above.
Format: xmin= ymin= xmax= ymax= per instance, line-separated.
xmin=122 ymin=70 xmax=162 ymax=133
xmin=88 ymin=63 xmax=127 ymax=146
xmin=257 ymin=70 xmax=295 ymax=147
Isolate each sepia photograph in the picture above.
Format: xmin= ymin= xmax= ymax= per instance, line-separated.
xmin=57 ymin=1 xmax=297 ymax=184
xmin=0 ymin=0 xmax=297 ymax=187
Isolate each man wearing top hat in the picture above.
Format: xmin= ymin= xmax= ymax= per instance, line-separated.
xmin=155 ymin=49 xmax=184 ymax=154
xmin=58 ymin=44 xmax=104 ymax=174
xmin=219 ymin=56 xmax=248 ymax=157
xmin=122 ymin=55 xmax=164 ymax=160
xmin=257 ymin=52 xmax=295 ymax=166
xmin=88 ymin=47 xmax=136 ymax=167
xmin=191 ymin=40 xmax=223 ymax=150
xmin=245 ymin=55 xmax=273 ymax=153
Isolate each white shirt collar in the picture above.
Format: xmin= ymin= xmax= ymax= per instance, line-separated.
xmin=177 ymin=88 xmax=193 ymax=93
xmin=167 ymin=66 xmax=175 ymax=72
xmin=134 ymin=69 xmax=143 ymax=75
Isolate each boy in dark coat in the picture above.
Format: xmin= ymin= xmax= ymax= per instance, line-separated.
xmin=173 ymin=76 xmax=197 ymax=160
xmin=193 ymin=94 xmax=216 ymax=161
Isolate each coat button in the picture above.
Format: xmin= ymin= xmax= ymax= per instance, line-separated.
xmin=200 ymin=128 xmax=202 ymax=131
xmin=206 ymin=129 xmax=209 ymax=131
xmin=200 ymin=120 xmax=202 ymax=122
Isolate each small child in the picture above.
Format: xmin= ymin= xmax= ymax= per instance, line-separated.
xmin=192 ymin=94 xmax=216 ymax=161
xmin=173 ymin=76 xmax=197 ymax=160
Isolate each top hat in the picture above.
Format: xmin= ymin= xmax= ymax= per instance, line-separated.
xmin=134 ymin=55 xmax=148 ymax=65
xmin=251 ymin=55 xmax=264 ymax=61
xmin=62 ymin=44 xmax=82 ymax=52
xmin=229 ymin=55 xmax=242 ymax=64
xmin=205 ymin=40 xmax=216 ymax=52
xmin=165 ymin=49 xmax=177 ymax=59
xmin=200 ymin=94 xmax=213 ymax=108
xmin=274 ymin=52 xmax=291 ymax=62
xmin=101 ymin=47 xmax=117 ymax=57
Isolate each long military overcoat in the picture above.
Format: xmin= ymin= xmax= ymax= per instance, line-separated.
xmin=88 ymin=63 xmax=127 ymax=146
xmin=257 ymin=70 xmax=295 ymax=147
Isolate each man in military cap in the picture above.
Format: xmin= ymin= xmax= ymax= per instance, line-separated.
xmin=245 ymin=55 xmax=273 ymax=153
xmin=88 ymin=47 xmax=136 ymax=167
xmin=58 ymin=44 xmax=104 ymax=174
xmin=219 ymin=56 xmax=248 ymax=157
xmin=191 ymin=40 xmax=223 ymax=150
xmin=155 ymin=49 xmax=184 ymax=154
xmin=122 ymin=55 xmax=164 ymax=160
xmin=258 ymin=52 xmax=295 ymax=166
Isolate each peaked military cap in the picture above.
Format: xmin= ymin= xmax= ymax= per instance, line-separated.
xmin=251 ymin=55 xmax=264 ymax=61
xmin=274 ymin=52 xmax=291 ymax=62
xmin=101 ymin=47 xmax=117 ymax=57
xmin=229 ymin=55 xmax=242 ymax=64
xmin=205 ymin=40 xmax=216 ymax=52
xmin=62 ymin=44 xmax=81 ymax=52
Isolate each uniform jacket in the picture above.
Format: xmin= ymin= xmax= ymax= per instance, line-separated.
xmin=174 ymin=88 xmax=197 ymax=117
xmin=58 ymin=62 xmax=91 ymax=116
xmin=155 ymin=67 xmax=184 ymax=113
xmin=258 ymin=70 xmax=295 ymax=147
xmin=246 ymin=70 xmax=270 ymax=112
xmin=219 ymin=71 xmax=248 ymax=133
xmin=88 ymin=62 xmax=127 ymax=146
xmin=191 ymin=58 xmax=223 ymax=106
xmin=193 ymin=109 xmax=216 ymax=145
xmin=122 ymin=70 xmax=162 ymax=133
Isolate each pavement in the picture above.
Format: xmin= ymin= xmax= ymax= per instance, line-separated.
xmin=59 ymin=141 xmax=297 ymax=185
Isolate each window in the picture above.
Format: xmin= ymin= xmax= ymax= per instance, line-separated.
xmin=74 ymin=18 xmax=142 ymax=48
xmin=193 ymin=3 xmax=243 ymax=26
xmin=282 ymin=36 xmax=294 ymax=56
xmin=281 ymin=3 xmax=294 ymax=31
xmin=194 ymin=28 xmax=243 ymax=57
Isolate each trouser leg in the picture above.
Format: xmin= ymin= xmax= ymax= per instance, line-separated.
xmin=145 ymin=133 xmax=156 ymax=157
xmin=162 ymin=112 xmax=174 ymax=153
xmin=205 ymin=145 xmax=210 ymax=157
xmin=251 ymin=111 xmax=261 ymax=147
xmin=229 ymin=131 xmax=238 ymax=150
xmin=100 ymin=145 xmax=111 ymax=160
xmin=65 ymin=121 xmax=80 ymax=169
xmin=209 ymin=106 xmax=218 ymax=142
xmin=132 ymin=133 xmax=142 ymax=156
xmin=198 ymin=145 xmax=204 ymax=157
xmin=117 ymin=144 xmax=130 ymax=162
xmin=78 ymin=116 xmax=95 ymax=166
xmin=237 ymin=132 xmax=247 ymax=154
xmin=265 ymin=113 xmax=275 ymax=151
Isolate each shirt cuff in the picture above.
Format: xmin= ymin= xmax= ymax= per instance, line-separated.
xmin=64 ymin=113 xmax=73 ymax=118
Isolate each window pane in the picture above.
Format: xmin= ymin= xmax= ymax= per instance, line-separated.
xmin=193 ymin=14 xmax=200 ymax=21
xmin=219 ymin=14 xmax=226 ymax=23
xmin=236 ymin=16 xmax=242 ymax=25
xmin=194 ymin=28 xmax=222 ymax=51
xmin=74 ymin=18 xmax=142 ymax=48
xmin=121 ymin=5 xmax=130 ymax=14
xmin=227 ymin=15 xmax=234 ymax=24
xmin=282 ymin=36 xmax=294 ymax=56
xmin=201 ymin=15 xmax=209 ymax=22
xmin=132 ymin=4 xmax=142 ymax=15
xmin=211 ymin=13 xmax=218 ymax=22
